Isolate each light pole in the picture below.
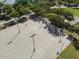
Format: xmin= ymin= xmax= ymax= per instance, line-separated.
xmin=15 ymin=17 xmax=21 ymax=33
xmin=30 ymin=34 xmax=36 ymax=59
xmin=57 ymin=28 xmax=63 ymax=55
xmin=7 ymin=18 xmax=21 ymax=45
xmin=59 ymin=28 xmax=63 ymax=55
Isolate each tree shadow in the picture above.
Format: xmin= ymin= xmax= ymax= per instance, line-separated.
xmin=31 ymin=15 xmax=63 ymax=37
xmin=44 ymin=23 xmax=63 ymax=37
xmin=30 ymin=14 xmax=43 ymax=23
xmin=30 ymin=15 xmax=63 ymax=37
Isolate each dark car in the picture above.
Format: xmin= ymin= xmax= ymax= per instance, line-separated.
xmin=4 ymin=20 xmax=16 ymax=26
xmin=5 ymin=15 xmax=11 ymax=21
xmin=0 ymin=14 xmax=11 ymax=21
xmin=66 ymin=34 xmax=73 ymax=41
xmin=17 ymin=17 xmax=28 ymax=23
xmin=29 ymin=14 xmax=38 ymax=19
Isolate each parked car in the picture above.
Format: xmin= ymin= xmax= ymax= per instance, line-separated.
xmin=0 ymin=14 xmax=11 ymax=21
xmin=17 ymin=16 xmax=28 ymax=23
xmin=29 ymin=14 xmax=38 ymax=19
xmin=4 ymin=20 xmax=16 ymax=26
xmin=66 ymin=34 xmax=73 ymax=41
xmin=5 ymin=15 xmax=11 ymax=21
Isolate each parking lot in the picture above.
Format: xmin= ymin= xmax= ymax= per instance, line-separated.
xmin=0 ymin=19 xmax=71 ymax=59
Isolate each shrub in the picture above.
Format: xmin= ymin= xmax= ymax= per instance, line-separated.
xmin=72 ymin=37 xmax=79 ymax=50
xmin=50 ymin=8 xmax=74 ymax=21
xmin=74 ymin=24 xmax=79 ymax=34
xmin=62 ymin=11 xmax=74 ymax=21
xmin=67 ymin=25 xmax=75 ymax=32
xmin=30 ymin=5 xmax=46 ymax=17
xmin=45 ymin=13 xmax=67 ymax=28
xmin=67 ymin=24 xmax=79 ymax=34
xmin=15 ymin=5 xmax=31 ymax=16
xmin=10 ymin=10 xmax=19 ymax=17
xmin=0 ymin=23 xmax=6 ymax=30
xmin=3 ymin=4 xmax=13 ymax=14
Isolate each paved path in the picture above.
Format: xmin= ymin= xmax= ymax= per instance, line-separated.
xmin=70 ymin=16 xmax=79 ymax=25
xmin=0 ymin=20 xmax=70 ymax=59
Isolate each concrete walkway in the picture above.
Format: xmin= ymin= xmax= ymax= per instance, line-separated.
xmin=0 ymin=20 xmax=70 ymax=59
xmin=70 ymin=16 xmax=79 ymax=25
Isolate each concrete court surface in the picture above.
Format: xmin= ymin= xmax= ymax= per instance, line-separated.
xmin=0 ymin=20 xmax=71 ymax=59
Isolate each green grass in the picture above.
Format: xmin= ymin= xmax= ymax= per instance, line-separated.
xmin=63 ymin=8 xmax=79 ymax=16
xmin=57 ymin=44 xmax=79 ymax=59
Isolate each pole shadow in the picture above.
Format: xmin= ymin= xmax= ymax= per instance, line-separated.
xmin=30 ymin=34 xmax=36 ymax=59
xmin=7 ymin=31 xmax=20 ymax=45
xmin=30 ymin=48 xmax=35 ymax=59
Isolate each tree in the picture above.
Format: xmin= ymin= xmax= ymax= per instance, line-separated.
xmin=45 ymin=13 xmax=67 ymax=28
xmin=62 ymin=11 xmax=74 ymax=21
xmin=74 ymin=24 xmax=79 ymax=34
xmin=9 ymin=10 xmax=19 ymax=17
xmin=14 ymin=0 xmax=28 ymax=6
xmin=14 ymin=0 xmax=41 ymax=6
xmin=3 ymin=4 xmax=13 ymax=14
xmin=50 ymin=8 xmax=74 ymax=21
xmin=30 ymin=5 xmax=46 ymax=16
xmin=15 ymin=5 xmax=30 ymax=16
xmin=0 ymin=1 xmax=3 ymax=6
